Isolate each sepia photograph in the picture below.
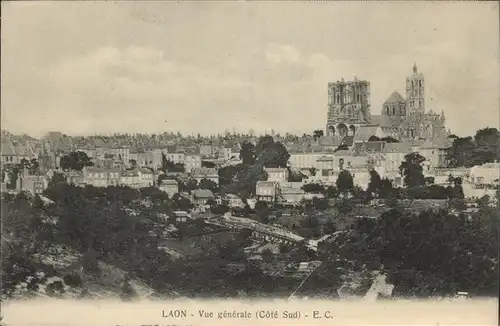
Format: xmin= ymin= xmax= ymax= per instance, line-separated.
xmin=1 ymin=1 xmax=499 ymax=325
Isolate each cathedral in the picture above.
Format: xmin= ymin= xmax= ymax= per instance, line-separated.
xmin=325 ymin=63 xmax=447 ymax=141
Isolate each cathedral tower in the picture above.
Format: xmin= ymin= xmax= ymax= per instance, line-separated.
xmin=405 ymin=63 xmax=425 ymax=116
xmin=326 ymin=77 xmax=371 ymax=137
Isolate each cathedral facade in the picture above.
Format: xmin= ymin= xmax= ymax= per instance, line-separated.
xmin=325 ymin=77 xmax=371 ymax=137
xmin=326 ymin=64 xmax=447 ymax=141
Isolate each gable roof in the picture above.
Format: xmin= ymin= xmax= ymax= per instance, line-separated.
xmin=381 ymin=142 xmax=414 ymax=153
xmin=421 ymin=137 xmax=453 ymax=149
xmin=192 ymin=189 xmax=214 ymax=199
xmin=370 ymin=115 xmax=405 ymax=128
xmin=384 ymin=91 xmax=406 ymax=104
xmin=353 ymin=141 xmax=386 ymax=152
xmin=353 ymin=125 xmax=382 ymax=142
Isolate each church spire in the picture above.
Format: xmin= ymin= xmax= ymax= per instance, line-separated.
xmin=413 ymin=62 xmax=417 ymax=74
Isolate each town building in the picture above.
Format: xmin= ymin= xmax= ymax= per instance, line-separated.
xmin=137 ymin=168 xmax=155 ymax=188
xmin=191 ymin=189 xmax=215 ymax=206
xmin=326 ymin=77 xmax=371 ymax=137
xmin=184 ymin=153 xmax=202 ymax=172
xmin=16 ymin=172 xmax=49 ymax=195
xmin=256 ymin=181 xmax=279 ymax=202
xmin=279 ymin=186 xmax=325 ymax=205
xmin=419 ymin=137 xmax=452 ymax=169
xmin=65 ymin=170 xmax=85 ymax=186
xmin=191 ymin=167 xmax=219 ymax=185
xmin=264 ymin=167 xmax=288 ymax=183
xmin=1 ymin=142 xmax=38 ymax=165
xmin=469 ymin=162 xmax=500 ymax=185
xmin=82 ymin=166 xmax=121 ymax=187
xmin=326 ymin=64 xmax=447 ymax=141
xmin=159 ymin=179 xmax=179 ymax=198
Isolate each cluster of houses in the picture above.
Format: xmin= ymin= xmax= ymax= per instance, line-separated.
xmin=2 ymin=127 xmax=499 ymax=203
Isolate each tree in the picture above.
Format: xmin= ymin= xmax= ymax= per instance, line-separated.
xmin=261 ymin=249 xmax=274 ymax=263
xmin=447 ymin=137 xmax=476 ymax=167
xmin=379 ymin=178 xmax=395 ymax=199
xmin=82 ymin=251 xmax=100 ymax=276
xmin=325 ymin=185 xmax=338 ymax=198
xmin=323 ymin=219 xmax=336 ymax=234
xmin=381 ymin=136 xmax=399 ymax=143
xmin=199 ymin=178 xmax=218 ymax=193
xmin=336 ymin=170 xmax=354 ymax=195
xmin=48 ymin=172 xmax=67 ymax=188
xmin=335 ymin=199 xmax=353 ymax=215
xmin=367 ymin=169 xmax=382 ymax=196
xmin=313 ymin=130 xmax=324 ymax=141
xmin=255 ymin=136 xmax=290 ymax=168
xmin=400 ymin=152 xmax=426 ymax=188
xmin=288 ymin=168 xmax=303 ymax=182
xmin=120 ymin=278 xmax=138 ymax=301
xmin=239 ymin=141 xmax=256 ymax=165
xmin=424 ymin=176 xmax=435 ymax=185
xmin=172 ymin=194 xmax=193 ymax=211
xmin=302 ymin=183 xmax=324 ymax=194
xmin=59 ymin=151 xmax=93 ymax=171
xmin=255 ymin=201 xmax=269 ymax=224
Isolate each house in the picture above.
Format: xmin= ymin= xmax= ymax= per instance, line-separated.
xmin=191 ymin=167 xmax=219 ymax=185
xmin=184 ymin=153 xmax=202 ymax=172
xmin=82 ymin=166 xmax=121 ymax=187
xmin=120 ymin=169 xmax=140 ymax=188
xmin=352 ymin=125 xmax=386 ymax=143
xmin=316 ymin=155 xmax=335 ymax=172
xmin=264 ymin=167 xmax=288 ymax=183
xmin=470 ymin=162 xmax=500 ymax=185
xmin=16 ymin=172 xmax=49 ymax=195
xmin=288 ymin=151 xmax=332 ymax=169
xmin=159 ymin=179 xmax=179 ymax=198
xmin=138 ymin=168 xmax=155 ymax=188
xmin=191 ymin=189 xmax=215 ymax=206
xmin=380 ymin=142 xmax=416 ymax=176
xmin=199 ymin=144 xmax=215 ymax=158
xmin=172 ymin=211 xmax=192 ymax=223
xmin=1 ymin=142 xmax=37 ymax=165
xmin=224 ymin=193 xmax=245 ymax=208
xmin=279 ymin=186 xmax=324 ymax=205
xmin=256 ymin=181 xmax=279 ymax=202
xmin=65 ymin=170 xmax=85 ymax=186
xmin=419 ymin=137 xmax=452 ymax=169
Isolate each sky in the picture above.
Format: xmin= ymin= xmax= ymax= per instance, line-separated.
xmin=1 ymin=1 xmax=499 ymax=138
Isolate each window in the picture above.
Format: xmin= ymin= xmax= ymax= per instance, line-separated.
xmin=392 ymin=106 xmax=396 ymax=115
xmin=419 ymin=80 xmax=422 ymax=87
xmin=336 ymin=94 xmax=340 ymax=103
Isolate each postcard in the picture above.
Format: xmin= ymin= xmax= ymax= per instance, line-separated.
xmin=1 ymin=1 xmax=498 ymax=326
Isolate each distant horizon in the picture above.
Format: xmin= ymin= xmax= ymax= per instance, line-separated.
xmin=2 ymin=2 xmax=498 ymax=138
xmin=3 ymin=124 xmax=499 ymax=141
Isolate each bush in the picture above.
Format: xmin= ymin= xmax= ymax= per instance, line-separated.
xmin=63 ymin=273 xmax=83 ymax=287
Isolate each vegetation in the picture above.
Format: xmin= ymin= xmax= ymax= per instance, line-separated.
xmin=59 ymin=151 xmax=93 ymax=171
xmin=447 ymin=127 xmax=500 ymax=167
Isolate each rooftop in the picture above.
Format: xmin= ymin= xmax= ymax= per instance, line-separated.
xmin=353 ymin=125 xmax=382 ymax=143
xmin=192 ymin=189 xmax=215 ymax=199
xmin=384 ymin=91 xmax=406 ymax=104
